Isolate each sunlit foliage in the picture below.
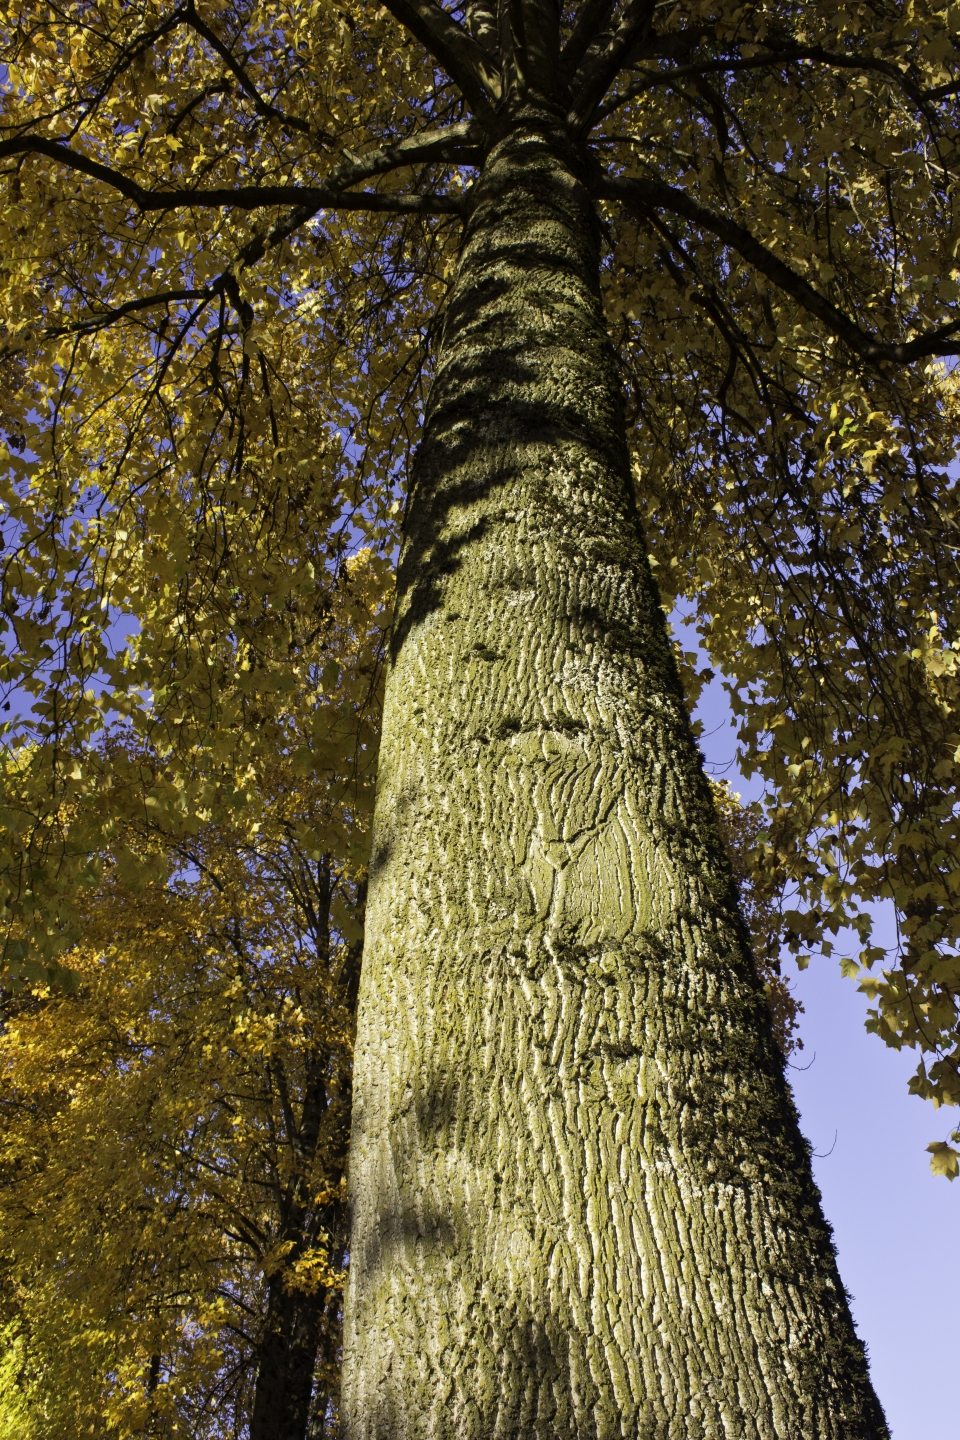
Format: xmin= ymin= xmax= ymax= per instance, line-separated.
xmin=1 ymin=0 xmax=959 ymax=1198
xmin=0 ymin=671 xmax=379 ymax=1435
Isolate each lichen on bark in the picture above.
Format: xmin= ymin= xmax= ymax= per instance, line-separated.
xmin=343 ymin=106 xmax=888 ymax=1440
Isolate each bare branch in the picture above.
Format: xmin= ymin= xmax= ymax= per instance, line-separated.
xmin=39 ymin=128 xmax=475 ymax=339
xmin=926 ymin=78 xmax=960 ymax=101
xmin=569 ymin=0 xmax=660 ymax=132
xmin=520 ymin=0 xmax=564 ymax=96
xmin=598 ymin=172 xmax=960 ymax=364
xmin=166 ymin=79 xmax=233 ymax=136
xmin=379 ymin=0 xmax=502 ymax=122
xmin=560 ymin=0 xmax=615 ymax=83
xmin=0 ymin=135 xmax=464 ymax=214
xmin=322 ymin=120 xmax=480 ymax=189
xmin=596 ymin=42 xmax=953 ymax=125
xmin=46 ymin=288 xmax=211 ymax=337
xmin=464 ymin=0 xmax=498 ymax=55
xmin=182 ymin=0 xmax=325 ymax=142
xmin=761 ymin=42 xmax=946 ymax=111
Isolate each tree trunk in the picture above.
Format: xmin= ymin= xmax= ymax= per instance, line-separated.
xmin=250 ymin=1279 xmax=325 ymax=1440
xmin=342 ymin=106 xmax=888 ymax=1440
xmin=250 ymin=861 xmax=355 ymax=1440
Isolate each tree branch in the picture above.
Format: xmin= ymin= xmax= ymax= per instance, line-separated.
xmin=62 ymin=4 xmax=193 ymax=140
xmin=560 ymin=0 xmax=616 ymax=83
xmin=598 ymin=172 xmax=960 ymax=364
xmin=182 ymin=0 xmax=323 ymax=141
xmin=568 ymin=0 xmax=660 ymax=132
xmin=41 ymin=128 xmax=475 ymax=339
xmin=0 ymin=135 xmax=464 ymax=214
xmin=464 ymin=0 xmax=499 ymax=56
xmin=322 ymin=120 xmax=480 ymax=190
xmin=378 ymin=0 xmax=502 ymax=122
xmin=46 ymin=288 xmax=211 ymax=337
xmin=166 ymin=79 xmax=233 ymax=136
xmin=596 ymin=43 xmax=951 ymax=125
xmin=761 ymin=43 xmax=946 ymax=111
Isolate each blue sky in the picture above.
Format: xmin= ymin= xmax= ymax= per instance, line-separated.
xmin=692 ymin=664 xmax=959 ymax=1440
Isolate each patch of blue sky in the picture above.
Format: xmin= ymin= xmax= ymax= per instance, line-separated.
xmin=683 ymin=614 xmax=957 ymax=1440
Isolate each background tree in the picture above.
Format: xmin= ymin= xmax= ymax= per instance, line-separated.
xmin=0 ymin=762 xmax=366 ymax=1440
xmin=0 ymin=773 xmax=793 ymax=1440
xmin=2 ymin=0 xmax=960 ymax=1435
xmin=0 ymin=547 xmax=387 ymax=1440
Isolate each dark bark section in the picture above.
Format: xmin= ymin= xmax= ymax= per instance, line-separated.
xmin=248 ymin=865 xmax=363 ymax=1440
xmin=250 ymin=1281 xmax=327 ymax=1440
xmin=343 ymin=105 xmax=888 ymax=1440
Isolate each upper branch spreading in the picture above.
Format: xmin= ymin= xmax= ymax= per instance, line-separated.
xmin=378 ymin=0 xmax=502 ymax=122
xmin=598 ymin=173 xmax=960 ymax=364
xmin=0 ymin=133 xmax=465 ymax=215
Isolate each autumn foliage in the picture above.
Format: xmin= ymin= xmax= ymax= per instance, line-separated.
xmin=3 ymin=0 xmax=960 ymax=1427
xmin=0 ymin=550 xmax=387 ymax=1435
xmin=1 ymin=0 xmax=959 ymax=1145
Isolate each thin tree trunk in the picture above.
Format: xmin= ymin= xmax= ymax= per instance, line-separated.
xmin=250 ymin=863 xmax=356 ymax=1440
xmin=250 ymin=1280 xmax=325 ymax=1440
xmin=342 ymin=105 xmax=888 ymax=1440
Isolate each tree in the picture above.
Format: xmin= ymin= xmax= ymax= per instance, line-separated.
xmin=0 ymin=828 xmax=358 ymax=1440
xmin=0 ymin=736 xmax=373 ymax=1439
xmin=0 ymin=552 xmax=388 ymax=1440
xmin=3 ymin=0 xmax=960 ymax=1434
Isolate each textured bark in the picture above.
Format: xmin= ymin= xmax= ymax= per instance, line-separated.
xmin=342 ymin=107 xmax=888 ymax=1440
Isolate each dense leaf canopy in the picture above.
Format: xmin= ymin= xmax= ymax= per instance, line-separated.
xmin=0 ymin=585 xmax=379 ymax=1436
xmin=2 ymin=0 xmax=960 ymax=1177
xmin=0 ymin=818 xmax=363 ymax=1438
